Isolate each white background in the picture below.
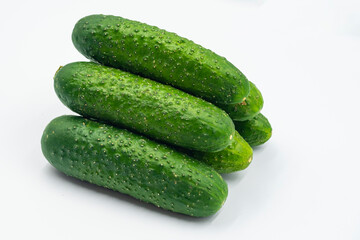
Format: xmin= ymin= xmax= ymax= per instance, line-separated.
xmin=1 ymin=0 xmax=359 ymax=239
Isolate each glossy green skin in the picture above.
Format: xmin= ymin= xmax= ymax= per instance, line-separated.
xmin=54 ymin=62 xmax=235 ymax=152
xmin=235 ymin=113 xmax=272 ymax=147
xmin=72 ymin=14 xmax=249 ymax=105
xmin=186 ymin=131 xmax=253 ymax=174
xmin=218 ymin=82 xmax=263 ymax=121
xmin=41 ymin=115 xmax=228 ymax=217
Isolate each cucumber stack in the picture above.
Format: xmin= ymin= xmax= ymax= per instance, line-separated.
xmin=41 ymin=14 xmax=272 ymax=217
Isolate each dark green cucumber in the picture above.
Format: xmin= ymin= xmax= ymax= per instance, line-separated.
xmin=72 ymin=14 xmax=249 ymax=105
xmin=186 ymin=131 xmax=253 ymax=174
xmin=218 ymin=81 xmax=263 ymax=121
xmin=54 ymin=62 xmax=235 ymax=152
xmin=41 ymin=115 xmax=228 ymax=217
xmin=235 ymin=113 xmax=272 ymax=147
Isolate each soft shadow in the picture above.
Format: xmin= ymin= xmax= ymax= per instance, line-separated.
xmin=220 ymin=143 xmax=273 ymax=183
xmin=45 ymin=166 xmax=218 ymax=223
xmin=220 ymin=143 xmax=272 ymax=183
xmin=252 ymin=144 xmax=269 ymax=152
xmin=221 ymin=171 xmax=247 ymax=183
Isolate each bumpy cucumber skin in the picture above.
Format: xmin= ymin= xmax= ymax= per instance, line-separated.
xmin=219 ymin=82 xmax=263 ymax=121
xmin=186 ymin=131 xmax=253 ymax=174
xmin=54 ymin=62 xmax=234 ymax=152
xmin=41 ymin=115 xmax=228 ymax=217
xmin=72 ymin=14 xmax=249 ymax=105
xmin=235 ymin=113 xmax=272 ymax=147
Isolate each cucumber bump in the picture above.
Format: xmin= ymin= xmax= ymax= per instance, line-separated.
xmin=218 ymin=81 xmax=264 ymax=121
xmin=54 ymin=62 xmax=235 ymax=152
xmin=72 ymin=14 xmax=250 ymax=104
xmin=41 ymin=115 xmax=228 ymax=217
xmin=235 ymin=113 xmax=272 ymax=147
xmin=186 ymin=131 xmax=253 ymax=174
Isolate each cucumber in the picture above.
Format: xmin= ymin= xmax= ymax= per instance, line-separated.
xmin=186 ymin=131 xmax=253 ymax=174
xmin=72 ymin=14 xmax=249 ymax=105
xmin=218 ymin=81 xmax=263 ymax=121
xmin=54 ymin=62 xmax=235 ymax=152
xmin=41 ymin=115 xmax=228 ymax=217
xmin=234 ymin=113 xmax=272 ymax=147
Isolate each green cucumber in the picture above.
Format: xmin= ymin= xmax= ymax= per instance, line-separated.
xmin=72 ymin=14 xmax=249 ymax=105
xmin=41 ymin=115 xmax=228 ymax=217
xmin=218 ymin=81 xmax=263 ymax=121
xmin=54 ymin=62 xmax=235 ymax=152
xmin=186 ymin=131 xmax=253 ymax=174
xmin=235 ymin=113 xmax=272 ymax=147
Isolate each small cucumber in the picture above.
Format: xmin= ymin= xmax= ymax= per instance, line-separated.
xmin=186 ymin=131 xmax=253 ymax=174
xmin=218 ymin=81 xmax=263 ymax=121
xmin=41 ymin=115 xmax=228 ymax=217
xmin=72 ymin=14 xmax=249 ymax=104
xmin=54 ymin=62 xmax=235 ymax=152
xmin=234 ymin=113 xmax=272 ymax=147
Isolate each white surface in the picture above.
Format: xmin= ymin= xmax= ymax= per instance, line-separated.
xmin=1 ymin=0 xmax=359 ymax=239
